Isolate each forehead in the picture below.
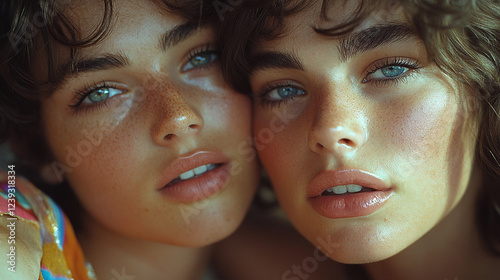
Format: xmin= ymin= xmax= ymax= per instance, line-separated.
xmin=62 ymin=0 xmax=184 ymax=53
xmin=34 ymin=0 xmax=194 ymax=86
xmin=258 ymin=0 xmax=408 ymax=48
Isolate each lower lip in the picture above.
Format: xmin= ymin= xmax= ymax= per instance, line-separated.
xmin=308 ymin=190 xmax=393 ymax=219
xmin=159 ymin=164 xmax=230 ymax=203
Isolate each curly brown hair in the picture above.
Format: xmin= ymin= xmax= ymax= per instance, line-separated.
xmin=217 ymin=0 xmax=500 ymax=256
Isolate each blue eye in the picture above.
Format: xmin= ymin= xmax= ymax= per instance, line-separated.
xmin=267 ymin=86 xmax=306 ymax=101
xmin=83 ymin=87 xmax=123 ymax=104
xmin=364 ymin=58 xmax=421 ymax=84
xmin=370 ymin=65 xmax=409 ymax=80
xmin=182 ymin=51 xmax=218 ymax=71
xmin=70 ymin=84 xmax=125 ymax=109
xmin=381 ymin=65 xmax=406 ymax=77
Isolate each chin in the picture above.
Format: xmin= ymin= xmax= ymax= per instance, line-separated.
xmin=304 ymin=226 xmax=409 ymax=265
xmin=150 ymin=223 xmax=237 ymax=248
xmin=328 ymin=248 xmax=397 ymax=264
xmin=171 ymin=206 xmax=245 ymax=248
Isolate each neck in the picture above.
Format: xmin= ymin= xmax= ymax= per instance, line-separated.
xmin=78 ymin=214 xmax=211 ymax=280
xmin=364 ymin=171 xmax=500 ymax=280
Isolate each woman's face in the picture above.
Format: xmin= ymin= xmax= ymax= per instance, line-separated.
xmin=249 ymin=1 xmax=479 ymax=262
xmin=39 ymin=0 xmax=258 ymax=246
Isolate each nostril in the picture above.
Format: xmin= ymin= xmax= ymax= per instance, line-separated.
xmin=165 ymin=134 xmax=174 ymax=140
xmin=338 ymin=138 xmax=353 ymax=146
xmin=316 ymin=143 xmax=324 ymax=150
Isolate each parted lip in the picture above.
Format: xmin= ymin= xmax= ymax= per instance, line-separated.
xmin=307 ymin=169 xmax=390 ymax=198
xmin=158 ymin=150 xmax=230 ymax=190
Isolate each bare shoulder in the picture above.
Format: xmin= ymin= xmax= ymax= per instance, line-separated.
xmin=212 ymin=209 xmax=349 ymax=280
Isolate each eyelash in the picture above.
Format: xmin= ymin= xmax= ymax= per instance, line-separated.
xmin=188 ymin=44 xmax=218 ymax=59
xmin=364 ymin=57 xmax=421 ymax=86
xmin=182 ymin=44 xmax=219 ymax=72
xmin=69 ymin=81 xmax=116 ymax=113
xmin=257 ymin=81 xmax=305 ymax=109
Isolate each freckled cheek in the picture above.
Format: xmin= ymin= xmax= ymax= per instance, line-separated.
xmin=225 ymin=95 xmax=253 ymax=137
xmin=253 ymin=112 xmax=302 ymax=185
xmin=65 ymin=123 xmax=149 ymax=220
xmin=44 ymin=110 xmax=145 ymax=191
xmin=86 ymin=129 xmax=140 ymax=178
xmin=254 ymin=116 xmax=308 ymax=216
xmin=386 ymin=90 xmax=458 ymax=170
xmin=252 ymin=99 xmax=306 ymax=155
xmin=197 ymin=90 xmax=253 ymax=152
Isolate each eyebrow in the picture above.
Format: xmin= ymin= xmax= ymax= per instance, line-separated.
xmin=54 ymin=22 xmax=199 ymax=87
xmin=62 ymin=53 xmax=130 ymax=77
xmin=249 ymin=51 xmax=305 ymax=75
xmin=338 ymin=23 xmax=416 ymax=62
xmin=160 ymin=22 xmax=199 ymax=50
xmin=248 ymin=23 xmax=416 ymax=75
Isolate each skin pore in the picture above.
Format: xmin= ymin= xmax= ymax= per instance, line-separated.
xmin=36 ymin=0 xmax=259 ymax=279
xmin=247 ymin=1 xmax=500 ymax=279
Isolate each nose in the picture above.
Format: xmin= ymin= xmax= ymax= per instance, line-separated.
xmin=151 ymin=90 xmax=204 ymax=145
xmin=308 ymin=90 xmax=367 ymax=156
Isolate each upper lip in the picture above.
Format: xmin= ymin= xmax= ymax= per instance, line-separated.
xmin=158 ymin=150 xmax=230 ymax=189
xmin=307 ymin=169 xmax=390 ymax=197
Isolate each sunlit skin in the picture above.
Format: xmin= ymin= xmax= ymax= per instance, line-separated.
xmin=248 ymin=1 xmax=498 ymax=279
xmin=36 ymin=0 xmax=258 ymax=278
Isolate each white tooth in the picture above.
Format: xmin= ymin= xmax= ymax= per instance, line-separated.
xmin=332 ymin=185 xmax=347 ymax=195
xmin=207 ymin=164 xmax=217 ymax=171
xmin=193 ymin=165 xmax=208 ymax=175
xmin=179 ymin=170 xmax=195 ymax=180
xmin=325 ymin=187 xmax=335 ymax=193
xmin=347 ymin=184 xmax=362 ymax=193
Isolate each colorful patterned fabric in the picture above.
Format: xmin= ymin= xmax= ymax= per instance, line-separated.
xmin=0 ymin=171 xmax=96 ymax=280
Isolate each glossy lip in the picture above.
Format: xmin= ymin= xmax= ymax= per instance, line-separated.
xmin=158 ymin=151 xmax=231 ymax=203
xmin=307 ymin=169 xmax=393 ymax=219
